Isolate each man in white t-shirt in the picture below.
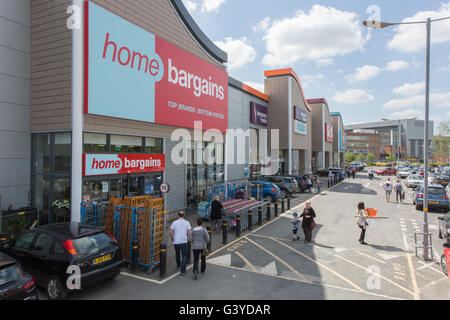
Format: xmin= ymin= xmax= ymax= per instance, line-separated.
xmin=169 ymin=211 xmax=192 ymax=275
xmin=384 ymin=178 xmax=392 ymax=202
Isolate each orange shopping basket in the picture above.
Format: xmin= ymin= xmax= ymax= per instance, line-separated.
xmin=365 ymin=208 xmax=378 ymax=217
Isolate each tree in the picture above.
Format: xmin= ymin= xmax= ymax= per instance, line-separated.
xmin=357 ymin=154 xmax=365 ymax=162
xmin=345 ymin=152 xmax=356 ymax=164
xmin=386 ymin=154 xmax=397 ymax=162
xmin=367 ymin=153 xmax=375 ymax=162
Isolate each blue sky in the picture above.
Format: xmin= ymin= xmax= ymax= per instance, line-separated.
xmin=182 ymin=0 xmax=450 ymax=131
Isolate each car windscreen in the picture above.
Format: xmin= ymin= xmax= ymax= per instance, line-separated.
xmin=72 ymin=232 xmax=115 ymax=257
xmin=0 ymin=264 xmax=21 ymax=286
xmin=429 ymin=188 xmax=446 ymax=195
xmin=409 ymin=175 xmax=422 ymax=179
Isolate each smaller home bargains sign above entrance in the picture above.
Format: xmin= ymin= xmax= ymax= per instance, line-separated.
xmin=83 ymin=153 xmax=165 ymax=176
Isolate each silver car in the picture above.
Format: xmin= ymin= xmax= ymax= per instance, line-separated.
xmin=397 ymin=167 xmax=412 ymax=179
xmin=406 ymin=174 xmax=424 ymax=188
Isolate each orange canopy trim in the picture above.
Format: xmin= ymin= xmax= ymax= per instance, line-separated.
xmin=241 ymin=83 xmax=269 ymax=102
xmin=264 ymin=68 xmax=312 ymax=112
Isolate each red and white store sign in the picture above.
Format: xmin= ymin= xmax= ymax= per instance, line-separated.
xmin=325 ymin=123 xmax=334 ymax=143
xmin=83 ymin=153 xmax=165 ymax=177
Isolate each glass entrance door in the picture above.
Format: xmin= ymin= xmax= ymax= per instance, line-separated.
xmin=187 ymin=167 xmax=197 ymax=209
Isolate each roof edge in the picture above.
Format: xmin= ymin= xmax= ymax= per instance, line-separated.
xmin=264 ymin=68 xmax=312 ymax=112
xmin=229 ymin=76 xmax=269 ymax=102
xmin=170 ymin=0 xmax=228 ymax=64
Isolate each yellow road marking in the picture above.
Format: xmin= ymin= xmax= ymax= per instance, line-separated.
xmin=406 ymin=254 xmax=421 ymax=300
xmin=206 ymin=261 xmax=404 ymax=300
xmin=334 ymin=254 xmax=416 ymax=297
xmin=354 ymin=250 xmax=386 ymax=264
xmin=244 ymin=236 xmax=308 ymax=282
xmin=235 ymin=251 xmax=258 ymax=272
xmin=264 ymin=236 xmax=366 ymax=293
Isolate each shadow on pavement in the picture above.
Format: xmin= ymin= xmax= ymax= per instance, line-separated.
xmin=365 ymin=244 xmax=404 ymax=253
xmin=328 ymin=182 xmax=377 ymax=196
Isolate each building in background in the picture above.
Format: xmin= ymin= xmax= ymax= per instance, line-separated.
xmin=345 ymin=119 xmax=434 ymax=160
xmin=346 ymin=130 xmax=381 ymax=160
xmin=330 ymin=112 xmax=346 ymax=168
xmin=308 ymin=99 xmax=334 ymax=170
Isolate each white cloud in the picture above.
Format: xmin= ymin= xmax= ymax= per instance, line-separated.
xmin=201 ymin=0 xmax=226 ymax=13
xmin=392 ymin=82 xmax=425 ymax=96
xmin=383 ymin=92 xmax=450 ymax=109
xmin=301 ymin=74 xmax=324 ymax=89
xmin=387 ymin=2 xmax=450 ymax=52
xmin=261 ymin=5 xmax=367 ymax=67
xmin=331 ymin=89 xmax=375 ymax=104
xmin=243 ymin=81 xmax=264 ymax=93
xmin=316 ymin=58 xmax=335 ymax=67
xmin=214 ymin=37 xmax=257 ymax=70
xmin=388 ymin=109 xmax=423 ymax=120
xmin=253 ymin=17 xmax=271 ymax=33
xmin=385 ymin=60 xmax=410 ymax=72
xmin=182 ymin=0 xmax=197 ymax=13
xmin=346 ymin=65 xmax=382 ymax=82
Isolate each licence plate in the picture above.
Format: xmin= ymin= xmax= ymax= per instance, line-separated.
xmin=429 ymin=201 xmax=439 ymax=204
xmin=92 ymin=254 xmax=112 ymax=265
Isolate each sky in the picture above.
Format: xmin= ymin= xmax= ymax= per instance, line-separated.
xmin=181 ymin=0 xmax=450 ymax=131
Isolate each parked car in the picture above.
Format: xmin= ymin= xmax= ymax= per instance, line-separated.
xmin=286 ymin=175 xmax=311 ymax=193
xmin=0 ymin=223 xmax=124 ymax=300
xmin=248 ymin=181 xmax=282 ymax=202
xmin=438 ymin=212 xmax=450 ymax=244
xmin=430 ymin=175 xmax=449 ymax=189
xmin=317 ymin=167 xmax=344 ymax=177
xmin=413 ymin=184 xmax=449 ymax=212
xmin=397 ymin=167 xmax=412 ymax=179
xmin=350 ymin=161 xmax=365 ymax=171
xmin=0 ymin=252 xmax=38 ymax=300
xmin=261 ymin=176 xmax=298 ymax=198
xmin=375 ymin=167 xmax=397 ymax=176
xmin=406 ymin=174 xmax=424 ymax=188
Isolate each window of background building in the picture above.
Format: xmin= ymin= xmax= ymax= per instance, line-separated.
xmin=110 ymin=135 xmax=143 ymax=153
xmin=145 ymin=137 xmax=163 ymax=154
xmin=84 ymin=133 xmax=108 ymax=153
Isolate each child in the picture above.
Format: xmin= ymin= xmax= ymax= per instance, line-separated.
xmin=291 ymin=212 xmax=301 ymax=241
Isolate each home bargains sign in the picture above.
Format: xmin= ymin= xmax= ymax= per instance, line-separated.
xmin=84 ymin=2 xmax=228 ymax=132
xmin=294 ymin=106 xmax=307 ymax=123
xmin=83 ymin=153 xmax=165 ymax=176
xmin=325 ymin=123 xmax=333 ymax=143
xmin=250 ymin=102 xmax=268 ymax=126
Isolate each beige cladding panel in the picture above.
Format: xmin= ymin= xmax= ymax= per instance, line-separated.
xmin=265 ymin=77 xmax=289 ymax=149
xmin=290 ymin=78 xmax=311 ymax=153
xmin=30 ymin=0 xmax=225 ymax=134
xmin=310 ymin=103 xmax=323 ymax=151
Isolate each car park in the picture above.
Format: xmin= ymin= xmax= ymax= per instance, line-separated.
xmin=413 ymin=184 xmax=449 ymax=212
xmin=261 ymin=176 xmax=298 ymax=198
xmin=248 ymin=181 xmax=282 ymax=202
xmin=406 ymin=174 xmax=424 ymax=188
xmin=0 ymin=223 xmax=124 ymax=300
xmin=0 ymin=252 xmax=38 ymax=300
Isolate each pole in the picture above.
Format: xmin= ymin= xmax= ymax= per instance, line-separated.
xmin=70 ymin=0 xmax=84 ymax=223
xmin=423 ymin=18 xmax=431 ymax=261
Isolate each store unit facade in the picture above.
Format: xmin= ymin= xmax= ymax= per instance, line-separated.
xmin=28 ymin=0 xmax=229 ymax=223
xmin=265 ymin=69 xmax=312 ymax=176
xmin=308 ymin=99 xmax=334 ymax=171
xmin=330 ymin=112 xmax=346 ymax=168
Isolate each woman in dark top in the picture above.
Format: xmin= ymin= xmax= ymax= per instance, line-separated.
xmin=210 ymin=196 xmax=223 ymax=232
xmin=301 ymin=201 xmax=316 ymax=244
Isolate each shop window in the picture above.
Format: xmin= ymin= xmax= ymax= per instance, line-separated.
xmin=82 ymin=180 xmax=108 ymax=202
xmin=145 ymin=137 xmax=163 ymax=154
xmin=110 ymin=135 xmax=143 ymax=153
xmin=32 ymin=134 xmax=50 ymax=174
xmin=84 ymin=133 xmax=108 ymax=153
xmin=54 ymin=133 xmax=72 ymax=174
xmin=53 ymin=178 xmax=71 ymax=223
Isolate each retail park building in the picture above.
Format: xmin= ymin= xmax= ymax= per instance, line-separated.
xmin=0 ymin=0 xmax=349 ymax=225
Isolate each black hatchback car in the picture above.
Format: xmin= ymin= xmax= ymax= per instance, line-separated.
xmin=0 ymin=252 xmax=38 ymax=300
xmin=0 ymin=223 xmax=124 ymax=300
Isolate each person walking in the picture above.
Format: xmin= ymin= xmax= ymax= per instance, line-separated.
xmin=384 ymin=178 xmax=392 ymax=202
xmin=191 ymin=217 xmax=210 ymax=280
xmin=394 ymin=179 xmax=404 ymax=203
xmin=300 ymin=202 xmax=316 ymax=244
xmin=290 ymin=212 xmax=301 ymax=241
xmin=169 ymin=211 xmax=192 ymax=275
xmin=351 ymin=167 xmax=356 ymax=179
xmin=316 ymin=179 xmax=321 ymax=194
xmin=356 ymin=202 xmax=369 ymax=245
xmin=306 ymin=177 xmax=312 ymax=194
xmin=210 ymin=195 xmax=223 ymax=232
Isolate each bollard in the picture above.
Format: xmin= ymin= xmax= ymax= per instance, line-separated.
xmin=287 ymin=196 xmax=291 ymax=210
xmin=274 ymin=201 xmax=279 ymax=217
xmin=206 ymin=226 xmax=212 ymax=252
xmin=159 ymin=243 xmax=167 ymax=277
xmin=222 ymin=220 xmax=228 ymax=244
xmin=187 ymin=240 xmax=192 ymax=265
xmin=267 ymin=203 xmax=271 ymax=221
xmin=248 ymin=209 xmax=253 ymax=231
xmin=328 ymin=178 xmax=330 ymax=188
xmin=281 ymin=198 xmax=285 ymax=213
xmin=131 ymin=240 xmax=139 ymax=274
xmin=258 ymin=207 xmax=263 ymax=226
xmin=236 ymin=215 xmax=241 ymax=237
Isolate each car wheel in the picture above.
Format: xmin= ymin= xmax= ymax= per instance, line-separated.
xmin=415 ymin=204 xmax=422 ymax=211
xmin=441 ymin=254 xmax=447 ymax=276
xmin=46 ymin=275 xmax=68 ymax=300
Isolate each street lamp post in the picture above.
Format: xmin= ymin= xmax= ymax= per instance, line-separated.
xmin=364 ymin=16 xmax=450 ymax=261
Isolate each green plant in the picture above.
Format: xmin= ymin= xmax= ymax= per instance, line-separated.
xmin=367 ymin=153 xmax=375 ymax=162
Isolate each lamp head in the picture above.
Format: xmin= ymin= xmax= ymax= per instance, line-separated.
xmin=363 ymin=20 xmax=394 ymax=29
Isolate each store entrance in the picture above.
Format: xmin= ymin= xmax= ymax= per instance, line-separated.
xmin=83 ymin=173 xmax=163 ymax=203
